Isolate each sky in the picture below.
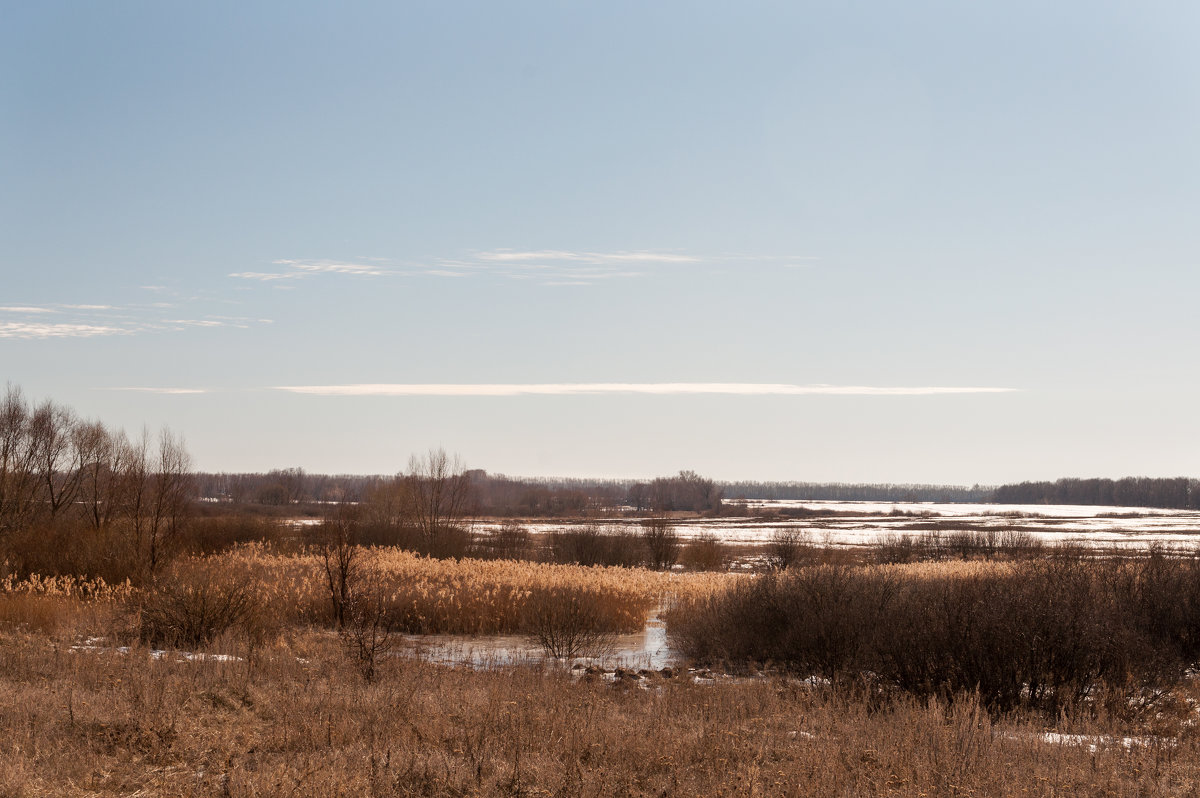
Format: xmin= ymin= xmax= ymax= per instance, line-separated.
xmin=2 ymin=1 xmax=1199 ymax=484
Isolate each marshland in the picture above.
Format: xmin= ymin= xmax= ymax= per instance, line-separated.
xmin=5 ymin=389 xmax=1200 ymax=795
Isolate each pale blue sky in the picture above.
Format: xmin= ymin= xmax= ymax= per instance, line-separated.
xmin=3 ymin=1 xmax=1199 ymax=482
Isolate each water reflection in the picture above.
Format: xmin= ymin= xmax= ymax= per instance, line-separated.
xmin=399 ymin=612 xmax=673 ymax=670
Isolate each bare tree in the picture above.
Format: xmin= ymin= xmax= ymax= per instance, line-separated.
xmin=319 ymin=505 xmax=360 ymax=629
xmin=0 ymin=385 xmax=39 ymax=535
xmin=361 ymin=475 xmax=414 ymax=539
xmin=145 ymin=427 xmax=194 ymax=576
xmin=407 ymin=448 xmax=473 ymax=554
xmin=74 ymin=420 xmax=129 ymax=530
xmin=339 ymin=567 xmax=397 ymax=682
xmin=28 ymin=400 xmax=82 ymax=519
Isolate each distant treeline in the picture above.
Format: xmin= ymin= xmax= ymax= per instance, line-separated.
xmin=195 ymin=471 xmax=1200 ymax=513
xmin=721 ymin=481 xmax=992 ymax=503
xmin=991 ymin=477 xmax=1200 ymax=510
xmin=196 ymin=469 xmax=724 ymax=515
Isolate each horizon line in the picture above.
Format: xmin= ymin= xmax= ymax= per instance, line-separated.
xmin=270 ymin=383 xmax=1021 ymax=397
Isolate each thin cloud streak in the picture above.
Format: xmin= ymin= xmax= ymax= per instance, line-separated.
xmin=231 ymin=259 xmax=392 ymax=281
xmin=273 ymin=383 xmax=1020 ymax=397
xmin=235 ymin=249 xmax=815 ymax=286
xmin=0 ymin=302 xmax=272 ymax=340
xmin=102 ymin=387 xmax=210 ymax=395
xmin=475 ymin=249 xmax=700 ymax=264
xmin=0 ymin=322 xmax=128 ymax=339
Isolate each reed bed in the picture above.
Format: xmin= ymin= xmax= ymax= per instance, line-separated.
xmin=0 ymin=573 xmax=136 ymax=635
xmin=167 ymin=544 xmax=734 ymax=635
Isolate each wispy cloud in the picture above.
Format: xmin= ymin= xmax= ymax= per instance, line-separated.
xmin=272 ymin=383 xmax=1019 ymax=397
xmin=101 ymin=387 xmax=210 ymax=395
xmin=0 ymin=302 xmax=271 ymax=340
xmin=234 ymin=249 xmax=815 ymax=287
xmin=231 ymin=258 xmax=393 ymax=281
xmin=0 ymin=306 xmax=58 ymax=314
xmin=0 ymin=322 xmax=128 ymax=339
xmin=475 ymin=250 xmax=700 ymax=265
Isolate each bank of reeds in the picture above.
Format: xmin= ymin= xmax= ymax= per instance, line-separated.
xmin=159 ymin=545 xmax=732 ymax=636
xmin=0 ymin=573 xmax=135 ymax=636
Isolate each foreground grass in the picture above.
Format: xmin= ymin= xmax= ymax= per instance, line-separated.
xmin=2 ymin=629 xmax=1199 ymax=797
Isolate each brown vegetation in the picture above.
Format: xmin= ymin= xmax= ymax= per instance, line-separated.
xmin=1 ymin=626 xmax=1198 ymax=795
xmin=669 ymin=554 xmax=1200 ymax=713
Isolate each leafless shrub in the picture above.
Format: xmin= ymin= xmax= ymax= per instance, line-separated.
xmin=548 ymin=525 xmax=641 ymax=568
xmin=873 ymin=533 xmax=921 ymax=564
xmin=139 ymin=573 xmax=257 ymax=649
xmin=180 ymin=515 xmax=284 ymax=554
xmin=679 ymin=532 xmax=729 ymax=571
xmin=475 ymin=521 xmax=532 ymax=561
xmin=671 ymin=556 xmax=1200 ymax=714
xmin=996 ymin=529 xmax=1043 ymax=558
xmin=318 ymin=507 xmax=359 ymax=629
xmin=764 ymin=527 xmax=814 ymax=570
xmin=521 ymin=586 xmax=618 ymax=659
xmin=338 ymin=570 xmax=398 ymax=683
xmin=639 ymin=518 xmax=679 ymax=571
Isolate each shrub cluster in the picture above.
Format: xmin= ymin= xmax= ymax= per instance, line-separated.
xmin=872 ymin=528 xmax=1044 ymax=564
xmin=668 ymin=554 xmax=1200 ymax=712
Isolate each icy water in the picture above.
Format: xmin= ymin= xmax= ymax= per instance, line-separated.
xmin=400 ymin=610 xmax=673 ymax=670
xmin=477 ymin=501 xmax=1200 ymax=550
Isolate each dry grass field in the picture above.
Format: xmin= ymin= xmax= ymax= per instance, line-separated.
xmin=2 ymin=627 xmax=1200 ymax=797
xmin=3 ymin=550 xmax=1200 ymax=795
xmin=158 ymin=544 xmax=734 ymax=634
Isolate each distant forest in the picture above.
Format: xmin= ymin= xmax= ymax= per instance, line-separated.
xmin=195 ymin=472 xmax=1200 ymax=513
xmin=990 ymin=477 xmax=1200 ymax=510
xmin=720 ymin=481 xmax=992 ymax=503
xmin=195 ymin=470 xmax=990 ymax=512
xmin=195 ymin=469 xmax=724 ymax=515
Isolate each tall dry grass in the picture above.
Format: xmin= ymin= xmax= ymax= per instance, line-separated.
xmin=1 ymin=629 xmax=1197 ymax=796
xmin=0 ymin=573 xmax=134 ymax=635
xmin=165 ymin=544 xmax=733 ymax=635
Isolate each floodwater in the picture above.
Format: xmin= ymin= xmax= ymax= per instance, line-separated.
xmin=400 ymin=609 xmax=673 ymax=670
xmin=475 ymin=500 xmax=1200 ymax=550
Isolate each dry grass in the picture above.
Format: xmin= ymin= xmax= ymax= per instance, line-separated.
xmin=1 ymin=629 xmax=1199 ymax=796
xmin=2 ymin=553 xmax=1200 ymax=795
xmin=166 ymin=545 xmax=734 ymax=635
xmin=0 ymin=573 xmax=134 ymax=637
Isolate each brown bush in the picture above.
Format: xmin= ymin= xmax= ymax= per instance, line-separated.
xmin=670 ymin=556 xmax=1200 ymax=713
xmin=639 ymin=518 xmax=679 ymax=571
xmin=763 ymin=527 xmax=816 ymax=570
xmin=2 ymin=520 xmax=144 ymax=585
xmin=679 ymin=532 xmax=730 ymax=571
xmin=178 ymin=515 xmax=286 ymax=554
xmin=473 ymin=521 xmax=533 ymax=561
xmin=520 ymin=586 xmax=619 ymax=659
xmin=547 ymin=525 xmax=642 ymax=568
xmin=138 ymin=568 xmax=263 ymax=649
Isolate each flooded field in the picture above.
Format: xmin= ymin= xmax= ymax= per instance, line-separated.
xmin=477 ymin=500 xmax=1200 ymax=550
